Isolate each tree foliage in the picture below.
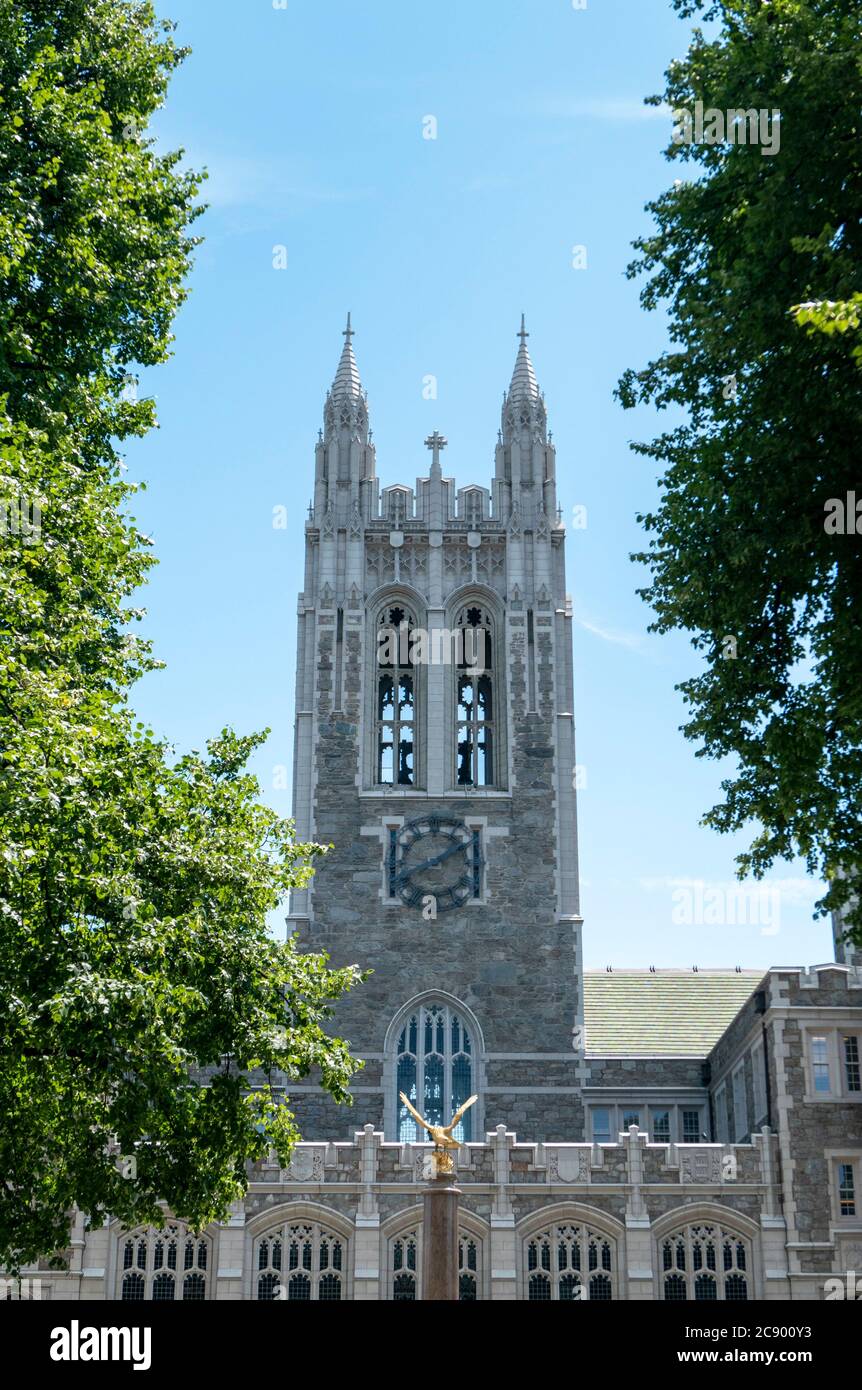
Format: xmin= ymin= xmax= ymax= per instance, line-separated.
xmin=619 ymin=0 xmax=862 ymax=939
xmin=0 ymin=1 xmax=363 ymax=1271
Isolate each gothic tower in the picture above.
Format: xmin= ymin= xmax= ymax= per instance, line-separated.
xmin=288 ymin=317 xmax=585 ymax=1141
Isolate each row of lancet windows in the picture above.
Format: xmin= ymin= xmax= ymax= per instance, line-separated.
xmin=117 ymin=1219 xmax=751 ymax=1301
xmin=391 ymin=1230 xmax=481 ymax=1301
xmin=660 ymin=1223 xmax=749 ymax=1301
xmin=257 ymin=1222 xmax=344 ymax=1301
xmin=526 ymin=1225 xmax=613 ymax=1301
xmin=120 ymin=1225 xmax=208 ymax=1302
xmin=376 ymin=604 xmax=496 ymax=788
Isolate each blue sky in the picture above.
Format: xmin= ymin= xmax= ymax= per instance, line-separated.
xmin=127 ymin=0 xmax=832 ymax=967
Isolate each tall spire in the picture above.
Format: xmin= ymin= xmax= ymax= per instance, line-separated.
xmin=323 ymin=312 xmax=369 ymax=444
xmin=508 ymin=313 xmax=540 ymax=403
xmin=500 ymin=314 xmax=547 ymax=449
xmin=331 ymin=311 xmax=363 ymax=400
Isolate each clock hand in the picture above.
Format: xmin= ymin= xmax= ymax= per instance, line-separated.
xmin=426 ymin=840 xmax=469 ymax=868
xmin=394 ymin=840 xmax=468 ymax=884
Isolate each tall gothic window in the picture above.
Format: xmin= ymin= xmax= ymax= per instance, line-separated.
xmin=396 ymin=1002 xmax=474 ymax=1143
xmin=455 ymin=606 xmax=494 ymax=787
xmin=391 ymin=1229 xmax=419 ymax=1301
xmin=119 ymin=1225 xmax=210 ymax=1302
xmin=376 ymin=605 xmax=415 ymax=785
xmin=525 ymin=1224 xmax=615 ymax=1301
xmin=256 ymin=1221 xmax=345 ymax=1301
xmin=661 ymin=1222 xmax=750 ymax=1301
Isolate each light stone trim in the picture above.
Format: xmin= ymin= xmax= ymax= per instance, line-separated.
xmin=545 ymin=1146 xmax=591 ymax=1183
xmin=358 ymin=789 xmax=513 ymax=799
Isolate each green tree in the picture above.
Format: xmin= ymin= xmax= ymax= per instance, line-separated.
xmin=0 ymin=1 xmax=363 ymax=1272
xmin=619 ymin=0 xmax=862 ymax=941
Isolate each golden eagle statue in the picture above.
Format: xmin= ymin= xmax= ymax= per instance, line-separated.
xmin=399 ymin=1092 xmax=478 ymax=1169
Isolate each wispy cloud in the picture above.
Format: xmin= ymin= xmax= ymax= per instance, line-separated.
xmin=151 ymin=135 xmax=372 ymax=212
xmin=575 ymin=616 xmax=647 ymax=653
xmin=639 ymin=875 xmax=823 ymax=906
xmin=200 ymin=154 xmax=371 ymax=211
xmin=637 ymin=876 xmax=822 ymax=939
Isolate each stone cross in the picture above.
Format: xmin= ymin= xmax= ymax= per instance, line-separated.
xmin=424 ymin=431 xmax=448 ymax=472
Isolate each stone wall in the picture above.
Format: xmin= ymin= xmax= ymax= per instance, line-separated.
xmin=588 ymin=1057 xmax=705 ymax=1088
xmin=762 ymin=966 xmax=862 ymax=1289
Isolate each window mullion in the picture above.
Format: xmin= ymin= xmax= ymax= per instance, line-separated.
xmin=444 ymin=1007 xmax=452 ymax=1122
xmin=417 ymin=1013 xmax=425 ymax=1134
xmin=473 ymin=702 xmax=479 ymax=786
xmin=474 ymin=676 xmax=480 ymax=784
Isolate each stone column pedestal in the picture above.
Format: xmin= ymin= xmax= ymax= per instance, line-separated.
xmin=422 ymin=1177 xmax=460 ymax=1300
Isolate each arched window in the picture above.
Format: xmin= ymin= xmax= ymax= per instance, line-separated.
xmin=455 ymin=606 xmax=494 ymax=787
xmin=395 ymin=1001 xmax=474 ymax=1142
xmin=459 ymin=1233 xmax=479 ymax=1301
xmin=660 ymin=1222 xmax=750 ymax=1301
xmin=376 ymin=604 xmax=416 ymax=785
xmin=119 ymin=1225 xmax=210 ymax=1302
xmin=391 ymin=1230 xmax=418 ymax=1301
xmin=255 ymin=1221 xmax=345 ymax=1301
xmin=525 ymin=1224 xmax=615 ymax=1301
xmin=388 ymin=1225 xmax=483 ymax=1300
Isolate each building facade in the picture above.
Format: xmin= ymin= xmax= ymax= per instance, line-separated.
xmin=13 ymin=322 xmax=862 ymax=1302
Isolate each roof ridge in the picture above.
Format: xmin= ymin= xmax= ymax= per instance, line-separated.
xmin=583 ymin=967 xmax=764 ymax=975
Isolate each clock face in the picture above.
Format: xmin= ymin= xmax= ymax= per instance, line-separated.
xmin=393 ymin=816 xmax=480 ymax=913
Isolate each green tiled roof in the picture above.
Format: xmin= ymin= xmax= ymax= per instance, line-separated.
xmin=583 ymin=970 xmax=764 ymax=1058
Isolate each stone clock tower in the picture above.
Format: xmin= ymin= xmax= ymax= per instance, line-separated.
xmin=288 ymin=317 xmax=585 ymax=1141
